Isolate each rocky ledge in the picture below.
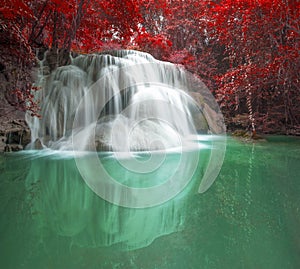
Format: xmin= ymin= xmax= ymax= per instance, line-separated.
xmin=0 ymin=108 xmax=31 ymax=152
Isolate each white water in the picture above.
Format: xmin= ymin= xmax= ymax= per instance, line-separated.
xmin=25 ymin=50 xmax=226 ymax=210
xmin=26 ymin=50 xmax=223 ymax=151
xmin=20 ymin=50 xmax=227 ymax=254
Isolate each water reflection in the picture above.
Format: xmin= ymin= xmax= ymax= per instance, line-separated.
xmin=2 ymin=137 xmax=299 ymax=268
xmin=24 ymin=148 xmax=209 ymax=250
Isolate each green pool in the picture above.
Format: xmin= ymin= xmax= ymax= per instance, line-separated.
xmin=1 ymin=136 xmax=299 ymax=268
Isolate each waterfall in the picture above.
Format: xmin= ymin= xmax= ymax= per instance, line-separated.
xmin=22 ymin=50 xmax=226 ymax=249
xmin=26 ymin=50 xmax=223 ymax=151
xmin=25 ymin=49 xmax=226 ymax=206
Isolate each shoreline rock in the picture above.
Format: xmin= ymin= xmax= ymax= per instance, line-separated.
xmin=0 ymin=112 xmax=31 ymax=152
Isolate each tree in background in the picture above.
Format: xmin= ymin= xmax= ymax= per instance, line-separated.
xmin=164 ymin=0 xmax=218 ymax=90
xmin=0 ymin=0 xmax=145 ymax=115
xmin=1 ymin=0 xmax=299 ymax=133
xmin=210 ymin=0 xmax=300 ymax=134
xmin=0 ymin=0 xmax=36 ymax=115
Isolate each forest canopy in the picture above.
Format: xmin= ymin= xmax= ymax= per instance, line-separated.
xmin=0 ymin=0 xmax=299 ymax=134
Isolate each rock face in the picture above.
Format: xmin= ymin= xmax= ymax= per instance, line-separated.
xmin=0 ymin=98 xmax=32 ymax=152
xmin=0 ymin=89 xmax=32 ymax=152
xmin=0 ymin=42 xmax=33 ymax=152
xmin=0 ymin=71 xmax=31 ymax=152
xmin=0 ymin=117 xmax=31 ymax=152
xmin=0 ymin=136 xmax=6 ymax=152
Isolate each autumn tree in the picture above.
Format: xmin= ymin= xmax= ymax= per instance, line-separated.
xmin=121 ymin=0 xmax=171 ymax=60
xmin=1 ymin=0 xmax=299 ymax=134
xmin=0 ymin=0 xmax=145 ymax=114
xmin=210 ymin=0 xmax=300 ymax=134
xmin=164 ymin=0 xmax=219 ymax=89
xmin=0 ymin=0 xmax=36 ymax=114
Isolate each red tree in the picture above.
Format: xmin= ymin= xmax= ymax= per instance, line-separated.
xmin=164 ymin=0 xmax=218 ymax=89
xmin=210 ymin=0 xmax=300 ymax=134
xmin=1 ymin=0 xmax=299 ymax=134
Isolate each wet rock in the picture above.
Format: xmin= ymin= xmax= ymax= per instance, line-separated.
xmin=232 ymin=129 xmax=248 ymax=137
xmin=4 ymin=144 xmax=24 ymax=152
xmin=0 ymin=136 xmax=6 ymax=143
xmin=4 ymin=145 xmax=11 ymax=152
xmin=95 ymin=140 xmax=111 ymax=151
xmin=232 ymin=129 xmax=266 ymax=142
xmin=13 ymin=144 xmax=23 ymax=151
xmin=8 ymin=120 xmax=31 ymax=146
xmin=20 ymin=129 xmax=31 ymax=147
xmin=0 ymin=143 xmax=5 ymax=152
xmin=0 ymin=136 xmax=6 ymax=152
xmin=44 ymin=49 xmax=71 ymax=72
xmin=0 ymin=118 xmax=31 ymax=152
xmin=33 ymin=138 xmax=43 ymax=149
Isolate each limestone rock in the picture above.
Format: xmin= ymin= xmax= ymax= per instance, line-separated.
xmin=3 ymin=144 xmax=22 ymax=152
xmin=33 ymin=138 xmax=43 ymax=149
xmin=0 ymin=117 xmax=31 ymax=152
xmin=0 ymin=136 xmax=6 ymax=152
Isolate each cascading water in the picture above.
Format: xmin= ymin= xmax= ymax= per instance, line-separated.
xmin=23 ymin=50 xmax=226 ymax=250
xmin=26 ymin=50 xmax=223 ymax=151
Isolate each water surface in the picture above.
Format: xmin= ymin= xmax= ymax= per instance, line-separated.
xmin=0 ymin=136 xmax=299 ymax=268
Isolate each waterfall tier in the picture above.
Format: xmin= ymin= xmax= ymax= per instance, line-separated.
xmin=26 ymin=50 xmax=224 ymax=151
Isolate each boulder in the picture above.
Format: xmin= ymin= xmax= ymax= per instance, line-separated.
xmin=4 ymin=144 xmax=24 ymax=152
xmin=33 ymin=138 xmax=43 ymax=149
xmin=0 ymin=119 xmax=31 ymax=152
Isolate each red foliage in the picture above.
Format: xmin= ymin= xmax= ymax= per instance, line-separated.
xmin=164 ymin=0 xmax=219 ymax=88
xmin=0 ymin=0 xmax=34 ymax=20
xmin=12 ymin=86 xmax=41 ymax=118
xmin=1 ymin=0 xmax=299 ymax=131
xmin=210 ymin=0 xmax=300 ymax=128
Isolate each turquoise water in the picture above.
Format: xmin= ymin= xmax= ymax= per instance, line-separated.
xmin=0 ymin=136 xmax=300 ymax=268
